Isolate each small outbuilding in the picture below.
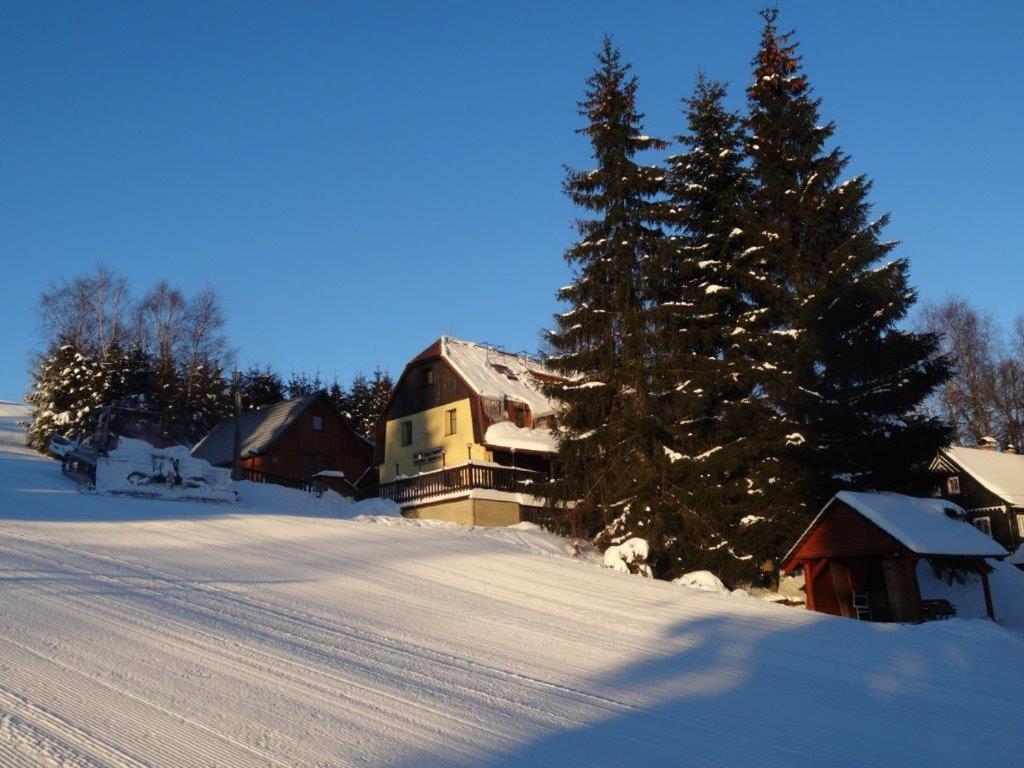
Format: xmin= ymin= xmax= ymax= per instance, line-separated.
xmin=781 ymin=491 xmax=1008 ymax=623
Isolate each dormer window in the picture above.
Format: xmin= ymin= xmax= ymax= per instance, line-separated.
xmin=947 ymin=475 xmax=960 ymax=495
xmin=514 ymin=406 xmax=527 ymax=428
xmin=491 ymin=363 xmax=519 ymax=381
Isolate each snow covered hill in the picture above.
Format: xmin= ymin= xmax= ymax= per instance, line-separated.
xmin=0 ymin=404 xmax=1022 ymax=767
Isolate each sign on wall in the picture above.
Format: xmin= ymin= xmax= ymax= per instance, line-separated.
xmin=413 ymin=447 xmax=445 ymax=466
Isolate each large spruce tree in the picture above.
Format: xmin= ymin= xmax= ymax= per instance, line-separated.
xmin=543 ymin=38 xmax=672 ymax=539
xmin=644 ymin=74 xmax=790 ymax=582
xmin=740 ymin=9 xmax=951 ymax=553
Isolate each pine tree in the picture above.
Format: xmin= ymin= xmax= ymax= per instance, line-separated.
xmin=357 ymin=367 xmax=394 ymax=439
xmin=740 ymin=9 xmax=951 ymax=556
xmin=346 ymin=373 xmax=372 ymax=433
xmin=122 ymin=345 xmax=156 ymax=403
xmin=647 ymin=73 xmax=784 ymax=583
xmin=285 ymin=371 xmax=323 ymax=399
xmin=24 ymin=341 xmax=103 ymax=451
xmin=174 ymin=359 xmax=231 ymax=443
xmin=327 ymin=378 xmax=348 ymax=414
xmin=240 ymin=364 xmax=285 ymax=411
xmin=543 ymin=38 xmax=673 ymax=540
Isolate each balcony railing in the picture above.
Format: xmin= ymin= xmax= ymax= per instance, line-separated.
xmin=368 ymin=462 xmax=548 ymax=506
xmin=242 ymin=467 xmax=329 ymax=497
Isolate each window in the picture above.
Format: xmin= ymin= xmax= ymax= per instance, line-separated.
xmin=401 ymin=420 xmax=413 ymax=446
xmin=421 ymin=367 xmax=434 ymax=387
xmin=974 ymin=516 xmax=992 ymax=537
xmin=302 ymin=454 xmax=315 ymax=473
xmin=1017 ymin=514 xmax=1024 ymax=538
xmin=321 ymin=454 xmax=331 ymax=470
xmin=445 ymin=408 xmax=457 ymax=436
xmin=312 ymin=415 xmax=323 ymax=431
xmin=514 ymin=406 xmax=527 ymax=428
xmin=946 ymin=475 xmax=960 ymax=495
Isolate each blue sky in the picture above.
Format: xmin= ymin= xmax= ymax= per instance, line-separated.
xmin=2 ymin=1 xmax=1021 ymax=401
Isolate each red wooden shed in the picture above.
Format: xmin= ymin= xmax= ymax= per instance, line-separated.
xmin=781 ymin=491 xmax=1008 ymax=623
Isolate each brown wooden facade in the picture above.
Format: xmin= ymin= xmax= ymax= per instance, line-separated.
xmin=782 ymin=498 xmax=995 ymax=623
xmin=240 ymin=395 xmax=373 ymax=492
xmin=195 ymin=393 xmax=374 ymax=495
xmin=932 ymin=451 xmax=1024 ymax=555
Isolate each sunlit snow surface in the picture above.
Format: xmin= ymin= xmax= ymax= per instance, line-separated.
xmin=0 ymin=401 xmax=1022 ymax=767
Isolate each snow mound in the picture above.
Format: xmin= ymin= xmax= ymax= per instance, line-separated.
xmin=674 ymin=570 xmax=730 ymax=594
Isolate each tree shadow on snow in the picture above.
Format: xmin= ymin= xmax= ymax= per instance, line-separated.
xmin=391 ymin=609 xmax=1019 ymax=768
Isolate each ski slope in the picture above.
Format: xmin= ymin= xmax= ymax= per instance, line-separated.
xmin=0 ymin=401 xmax=1022 ymax=767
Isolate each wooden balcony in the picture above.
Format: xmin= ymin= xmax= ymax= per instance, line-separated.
xmin=367 ymin=462 xmax=549 ymax=506
xmin=242 ymin=467 xmax=331 ymax=496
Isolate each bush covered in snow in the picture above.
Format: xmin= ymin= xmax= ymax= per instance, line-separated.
xmin=603 ymin=538 xmax=653 ymax=577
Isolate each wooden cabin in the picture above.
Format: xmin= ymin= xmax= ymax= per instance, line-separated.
xmin=931 ymin=443 xmax=1024 ymax=557
xmin=192 ymin=392 xmax=374 ymax=495
xmin=781 ymin=491 xmax=1008 ymax=623
xmin=370 ymin=336 xmax=567 ymax=526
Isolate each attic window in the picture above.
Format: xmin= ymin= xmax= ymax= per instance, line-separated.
xmin=312 ymin=416 xmax=323 ymax=431
xmin=491 ymin=363 xmax=519 ymax=381
xmin=946 ymin=475 xmax=960 ymax=495
xmin=422 ymin=367 xmax=434 ymax=387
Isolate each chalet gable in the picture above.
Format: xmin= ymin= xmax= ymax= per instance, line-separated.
xmin=932 ymin=446 xmax=1024 ymax=508
xmin=376 ymin=336 xmax=566 ymax=464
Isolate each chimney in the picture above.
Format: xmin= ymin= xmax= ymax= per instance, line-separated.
xmin=978 ymin=436 xmax=999 ymax=452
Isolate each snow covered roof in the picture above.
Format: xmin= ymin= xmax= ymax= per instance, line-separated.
xmin=784 ymin=491 xmax=1008 ymax=565
xmin=483 ymin=421 xmax=557 ymax=454
xmin=192 ymin=393 xmax=370 ymax=467
xmin=938 ymin=446 xmax=1024 ymax=507
xmin=439 ymin=336 xmax=563 ymax=418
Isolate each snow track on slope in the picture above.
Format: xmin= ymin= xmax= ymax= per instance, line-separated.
xmin=1 ymin=406 xmax=1022 ymax=767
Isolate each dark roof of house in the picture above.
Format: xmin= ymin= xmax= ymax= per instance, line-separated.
xmin=192 ymin=392 xmax=369 ymax=467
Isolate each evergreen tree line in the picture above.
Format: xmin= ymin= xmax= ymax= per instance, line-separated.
xmin=542 ymin=9 xmax=952 ymax=586
xmin=240 ymin=364 xmax=394 ymax=439
xmin=25 ymin=268 xmax=392 ymax=451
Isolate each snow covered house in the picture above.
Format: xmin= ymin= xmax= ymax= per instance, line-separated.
xmin=781 ymin=491 xmax=1007 ymax=623
xmin=192 ymin=392 xmax=374 ymax=495
xmin=370 ymin=337 xmax=566 ymax=526
xmin=931 ymin=443 xmax=1024 ymax=557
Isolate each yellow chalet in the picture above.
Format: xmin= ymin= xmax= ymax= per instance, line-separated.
xmin=373 ymin=336 xmax=565 ymax=526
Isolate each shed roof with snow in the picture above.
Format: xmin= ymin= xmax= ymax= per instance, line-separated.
xmin=783 ymin=491 xmax=1008 ymax=570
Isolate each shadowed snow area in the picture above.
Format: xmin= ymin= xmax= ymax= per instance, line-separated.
xmin=0 ymin=402 xmax=1021 ymax=766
